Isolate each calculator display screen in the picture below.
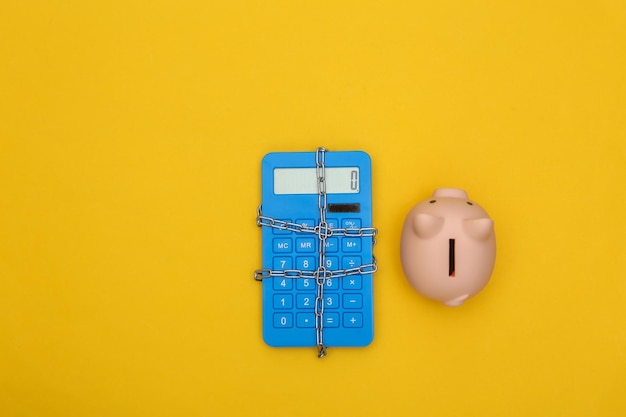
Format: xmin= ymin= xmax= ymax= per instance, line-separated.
xmin=274 ymin=167 xmax=359 ymax=195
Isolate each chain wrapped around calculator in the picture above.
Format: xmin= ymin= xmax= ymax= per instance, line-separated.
xmin=255 ymin=147 xmax=378 ymax=358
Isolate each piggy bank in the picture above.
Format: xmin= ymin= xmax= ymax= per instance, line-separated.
xmin=400 ymin=188 xmax=496 ymax=306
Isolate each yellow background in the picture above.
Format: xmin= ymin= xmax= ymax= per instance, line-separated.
xmin=1 ymin=1 xmax=625 ymax=416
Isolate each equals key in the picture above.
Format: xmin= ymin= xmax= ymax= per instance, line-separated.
xmin=324 ymin=313 xmax=339 ymax=328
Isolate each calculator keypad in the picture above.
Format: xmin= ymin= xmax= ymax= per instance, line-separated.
xmin=265 ymin=218 xmax=373 ymax=345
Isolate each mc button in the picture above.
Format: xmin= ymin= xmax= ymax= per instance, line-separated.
xmin=273 ymin=238 xmax=291 ymax=253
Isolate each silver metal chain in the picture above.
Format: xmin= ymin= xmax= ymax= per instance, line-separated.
xmin=314 ymin=147 xmax=328 ymax=357
xmin=256 ymin=212 xmax=378 ymax=238
xmin=254 ymin=262 xmax=377 ymax=281
xmin=254 ymin=147 xmax=378 ymax=358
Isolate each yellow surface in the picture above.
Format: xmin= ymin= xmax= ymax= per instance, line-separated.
xmin=1 ymin=1 xmax=625 ymax=416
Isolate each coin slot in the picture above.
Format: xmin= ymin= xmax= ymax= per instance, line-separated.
xmin=449 ymin=239 xmax=455 ymax=277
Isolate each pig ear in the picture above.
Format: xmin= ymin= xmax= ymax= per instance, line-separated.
xmin=413 ymin=213 xmax=444 ymax=238
xmin=463 ymin=218 xmax=494 ymax=241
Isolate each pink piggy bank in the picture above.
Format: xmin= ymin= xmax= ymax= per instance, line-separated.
xmin=400 ymin=188 xmax=496 ymax=306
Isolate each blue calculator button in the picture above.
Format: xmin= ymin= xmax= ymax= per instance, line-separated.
xmin=296 ymin=313 xmax=315 ymax=328
xmin=274 ymin=313 xmax=293 ymax=328
xmin=324 ymin=256 xmax=339 ymax=270
xmin=296 ymin=256 xmax=316 ymax=270
xmin=296 ymin=293 xmax=315 ymax=309
xmin=273 ymin=238 xmax=292 ymax=253
xmin=342 ymin=219 xmax=361 ymax=229
xmin=343 ymin=313 xmax=363 ymax=328
xmin=343 ymin=237 xmax=361 ymax=252
xmin=324 ymin=277 xmax=339 ymax=290
xmin=342 ymin=256 xmax=362 ymax=270
xmin=324 ymin=238 xmax=338 ymax=252
xmin=325 ymin=293 xmax=339 ymax=309
xmin=343 ymin=293 xmax=362 ymax=309
xmin=295 ymin=219 xmax=316 ymax=229
xmin=343 ymin=275 xmax=362 ymax=290
xmin=274 ymin=294 xmax=293 ymax=309
xmin=295 ymin=237 xmax=316 ymax=252
xmin=326 ymin=219 xmax=339 ymax=230
xmin=296 ymin=278 xmax=315 ymax=290
xmin=273 ymin=257 xmax=293 ymax=270
xmin=273 ymin=277 xmax=293 ymax=291
xmin=272 ymin=219 xmax=293 ymax=235
xmin=324 ymin=313 xmax=339 ymax=328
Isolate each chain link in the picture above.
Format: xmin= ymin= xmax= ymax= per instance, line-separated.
xmin=314 ymin=147 xmax=328 ymax=357
xmin=255 ymin=147 xmax=378 ymax=358
xmin=254 ymin=268 xmax=317 ymax=281
xmin=256 ymin=213 xmax=377 ymax=238
xmin=328 ymin=227 xmax=378 ymax=237
xmin=256 ymin=210 xmax=318 ymax=235
xmin=254 ymin=262 xmax=377 ymax=281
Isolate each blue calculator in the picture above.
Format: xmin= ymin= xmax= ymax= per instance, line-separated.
xmin=255 ymin=148 xmax=377 ymax=356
